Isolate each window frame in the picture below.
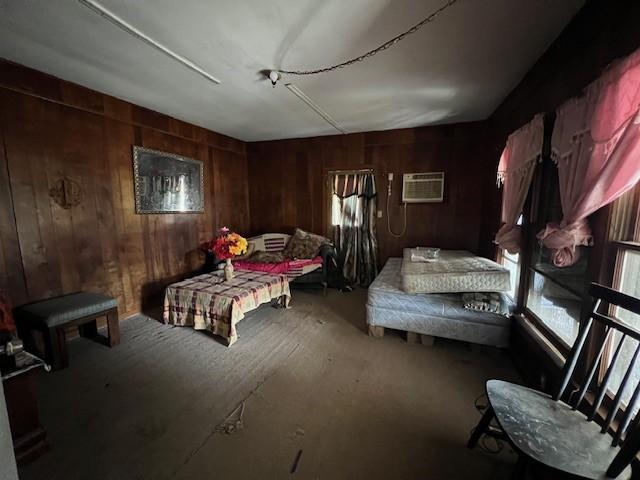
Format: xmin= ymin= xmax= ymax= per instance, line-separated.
xmin=506 ymin=168 xmax=639 ymax=422
xmin=514 ymin=146 xmax=590 ymax=357
xmin=496 ymin=215 xmax=523 ymax=302
xmin=602 ymin=185 xmax=640 ymax=380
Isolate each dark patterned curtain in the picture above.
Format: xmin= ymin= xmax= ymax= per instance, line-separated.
xmin=331 ymin=172 xmax=379 ymax=286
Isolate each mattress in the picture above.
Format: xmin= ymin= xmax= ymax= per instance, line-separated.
xmin=367 ymin=258 xmax=511 ymax=347
xmin=370 ymin=258 xmax=509 ymax=327
xmin=400 ymin=248 xmax=510 ymax=294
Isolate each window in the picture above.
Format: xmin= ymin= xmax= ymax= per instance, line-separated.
xmin=329 ymin=170 xmax=375 ymax=228
xmin=606 ymin=186 xmax=640 ymax=407
xmin=501 ymin=249 xmax=520 ymax=300
xmin=498 ymin=215 xmax=523 ymax=300
xmin=332 ymin=193 xmax=359 ymax=226
xmin=522 ymin=158 xmax=588 ymax=351
xmin=617 ymin=248 xmax=640 ymax=323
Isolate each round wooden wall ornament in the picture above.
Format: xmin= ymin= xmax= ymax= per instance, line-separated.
xmin=49 ymin=177 xmax=83 ymax=209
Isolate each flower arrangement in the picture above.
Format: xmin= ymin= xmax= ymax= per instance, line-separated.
xmin=200 ymin=228 xmax=248 ymax=281
xmin=202 ymin=227 xmax=248 ymax=260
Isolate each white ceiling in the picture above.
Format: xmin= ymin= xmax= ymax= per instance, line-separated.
xmin=0 ymin=0 xmax=583 ymax=142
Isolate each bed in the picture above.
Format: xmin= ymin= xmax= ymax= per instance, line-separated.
xmin=367 ymin=258 xmax=511 ymax=348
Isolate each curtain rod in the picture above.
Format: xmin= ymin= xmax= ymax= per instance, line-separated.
xmin=326 ymin=168 xmax=374 ymax=175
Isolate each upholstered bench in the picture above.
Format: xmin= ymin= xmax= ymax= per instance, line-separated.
xmin=15 ymin=292 xmax=119 ymax=370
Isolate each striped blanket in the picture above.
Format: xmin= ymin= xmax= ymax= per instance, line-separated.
xmin=162 ymin=270 xmax=290 ymax=346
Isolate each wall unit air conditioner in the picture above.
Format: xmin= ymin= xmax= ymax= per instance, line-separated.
xmin=402 ymin=172 xmax=444 ymax=203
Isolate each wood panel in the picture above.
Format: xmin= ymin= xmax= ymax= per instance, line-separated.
xmin=0 ymin=60 xmax=249 ymax=318
xmin=0 ymin=126 xmax=27 ymax=306
xmin=247 ymin=123 xmax=494 ymax=265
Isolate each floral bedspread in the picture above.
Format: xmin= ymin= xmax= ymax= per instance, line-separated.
xmin=162 ymin=270 xmax=290 ymax=346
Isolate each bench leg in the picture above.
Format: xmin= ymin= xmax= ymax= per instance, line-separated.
xmin=44 ymin=327 xmax=68 ymax=371
xmin=106 ymin=308 xmax=120 ymax=347
xmin=17 ymin=322 xmax=36 ymax=357
xmin=78 ymin=319 xmax=98 ymax=339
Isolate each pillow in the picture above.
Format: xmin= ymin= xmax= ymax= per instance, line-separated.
xmin=282 ymin=228 xmax=330 ymax=260
xmin=244 ymin=251 xmax=286 ymax=264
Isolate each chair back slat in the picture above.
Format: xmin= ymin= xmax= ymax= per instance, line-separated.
xmin=603 ymin=340 xmax=640 ymax=434
xmin=614 ymin=378 xmax=640 ymax=446
xmin=555 ymin=314 xmax=595 ymax=402
xmin=589 ymin=334 xmax=626 ymax=421
xmin=543 ymin=283 xmax=640 ymax=476
xmin=589 ymin=283 xmax=640 ymax=318
xmin=593 ymin=312 xmax=640 ymax=341
xmin=572 ymin=326 xmax=612 ymax=410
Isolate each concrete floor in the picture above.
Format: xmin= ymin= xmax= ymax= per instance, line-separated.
xmin=20 ymin=288 xmax=519 ymax=480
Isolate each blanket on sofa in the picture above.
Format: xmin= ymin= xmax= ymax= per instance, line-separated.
xmin=234 ymin=256 xmax=323 ymax=278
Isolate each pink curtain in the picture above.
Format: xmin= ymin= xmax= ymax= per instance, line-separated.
xmin=538 ymin=46 xmax=640 ymax=267
xmin=495 ymin=114 xmax=544 ymax=253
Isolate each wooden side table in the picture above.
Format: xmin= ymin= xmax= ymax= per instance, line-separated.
xmin=2 ymin=351 xmax=48 ymax=465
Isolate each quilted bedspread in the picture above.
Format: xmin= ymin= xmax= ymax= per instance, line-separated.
xmin=162 ymin=270 xmax=290 ymax=346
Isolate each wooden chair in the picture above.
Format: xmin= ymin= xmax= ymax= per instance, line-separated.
xmin=468 ymin=282 xmax=640 ymax=479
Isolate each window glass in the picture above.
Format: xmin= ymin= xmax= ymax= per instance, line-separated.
xmin=524 ymin=159 xmax=587 ymax=347
xmin=617 ymin=249 xmax=640 ymax=325
xmin=499 ymin=215 xmax=523 ymax=300
xmin=527 ymin=160 xmax=588 ymax=295
xmin=526 ymin=271 xmax=582 ymax=347
xmin=529 ymin=243 xmax=588 ymax=295
xmin=608 ymin=249 xmax=640 ymax=408
xmin=501 ymin=249 xmax=519 ymax=300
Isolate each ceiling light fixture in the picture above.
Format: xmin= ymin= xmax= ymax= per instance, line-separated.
xmin=269 ymin=70 xmax=281 ymax=87
xmin=77 ymin=0 xmax=221 ymax=85
xmin=285 ymin=83 xmax=347 ymax=134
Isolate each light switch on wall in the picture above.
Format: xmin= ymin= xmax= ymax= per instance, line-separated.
xmin=377 ymin=210 xmax=383 ymax=218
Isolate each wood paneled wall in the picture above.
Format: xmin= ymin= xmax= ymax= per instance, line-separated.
xmin=482 ymin=0 xmax=640 ymax=254
xmin=491 ymin=0 xmax=640 ymax=140
xmin=0 ymin=60 xmax=249 ymax=317
xmin=248 ymin=122 xmax=494 ymax=264
xmin=485 ymin=0 xmax=640 ymax=386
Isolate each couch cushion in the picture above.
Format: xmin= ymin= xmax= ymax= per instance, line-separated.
xmin=16 ymin=292 xmax=118 ymax=327
xmin=282 ymin=228 xmax=330 ymax=260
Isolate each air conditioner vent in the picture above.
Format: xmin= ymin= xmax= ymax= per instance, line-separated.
xmin=402 ymin=172 xmax=444 ymax=203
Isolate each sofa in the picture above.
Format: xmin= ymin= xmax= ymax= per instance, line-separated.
xmin=234 ymin=233 xmax=338 ymax=295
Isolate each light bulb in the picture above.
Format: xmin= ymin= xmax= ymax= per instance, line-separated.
xmin=269 ymin=70 xmax=280 ymax=86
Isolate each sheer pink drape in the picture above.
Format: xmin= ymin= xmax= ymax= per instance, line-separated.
xmin=495 ymin=114 xmax=544 ymax=254
xmin=538 ymin=47 xmax=640 ymax=267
